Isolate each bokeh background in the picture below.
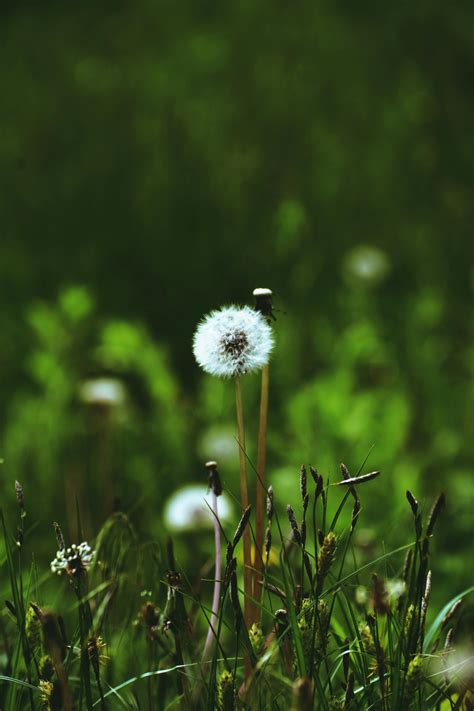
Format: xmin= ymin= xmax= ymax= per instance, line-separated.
xmin=0 ymin=2 xmax=472 ymax=613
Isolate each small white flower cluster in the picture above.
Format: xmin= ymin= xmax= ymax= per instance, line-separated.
xmin=193 ymin=305 xmax=273 ymax=378
xmin=50 ymin=542 xmax=95 ymax=576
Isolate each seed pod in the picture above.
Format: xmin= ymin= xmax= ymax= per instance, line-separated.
xmin=340 ymin=463 xmax=351 ymax=480
xmin=217 ymin=669 xmax=235 ymax=711
xmin=253 ymin=287 xmax=274 ymax=320
xmin=317 ymin=532 xmax=337 ymax=581
xmin=444 ymin=628 xmax=454 ymax=651
xmin=315 ymin=473 xmax=323 ymax=499
xmin=420 ymin=570 xmax=432 ymax=633
xmin=300 ymin=519 xmax=307 ymax=546
xmin=441 ymin=599 xmax=463 ymax=630
xmin=310 ymin=466 xmax=318 ymax=484
xmin=274 ymin=608 xmax=289 ymax=634
xmin=404 ymin=655 xmax=423 ymax=704
xmin=287 ymin=505 xmax=302 ymax=545
xmin=300 ymin=465 xmax=307 ymax=501
xmin=415 ymin=513 xmax=423 ymax=539
xmin=206 ymin=461 xmax=222 ymax=497
xmin=15 ymin=481 xmax=25 ymax=516
xmin=371 ymin=573 xmax=390 ymax=615
xmin=406 ymin=490 xmax=418 ymax=517
xmin=426 ymin=493 xmax=445 ymax=536
xmin=232 ymin=506 xmax=251 ymax=551
xmin=266 ymin=486 xmax=274 ymax=521
xmin=303 ymin=493 xmax=309 ymax=516
xmin=265 ymin=527 xmax=272 ymax=557
xmin=335 ymin=471 xmax=380 ymax=486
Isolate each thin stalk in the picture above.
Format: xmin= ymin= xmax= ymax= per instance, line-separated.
xmin=254 ymin=362 xmax=269 ymax=617
xmin=202 ymin=492 xmax=222 ymax=663
xmin=234 ymin=377 xmax=252 ymax=639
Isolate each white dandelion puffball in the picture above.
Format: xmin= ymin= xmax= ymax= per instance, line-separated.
xmin=164 ymin=485 xmax=233 ymax=532
xmin=193 ymin=305 xmax=273 ymax=378
xmin=79 ymin=377 xmax=126 ymax=408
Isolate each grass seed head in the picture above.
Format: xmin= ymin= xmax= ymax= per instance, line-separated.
xmin=15 ymin=480 xmax=25 ymax=516
xmin=404 ymin=655 xmax=424 ymax=703
xmin=406 ymin=490 xmax=418 ymax=517
xmin=317 ymin=532 xmax=337 ymax=581
xmin=249 ymin=622 xmax=264 ymax=656
xmin=426 ymin=492 xmax=446 ymax=536
xmin=26 ymin=603 xmax=42 ymax=652
xmin=371 ymin=573 xmax=390 ymax=615
xmin=39 ymin=654 xmax=54 ymax=681
xmin=266 ymin=485 xmax=274 ymax=521
xmin=217 ymin=669 xmax=235 ymax=711
xmin=287 ymin=505 xmax=302 ymax=545
xmin=300 ymin=465 xmax=307 ymax=501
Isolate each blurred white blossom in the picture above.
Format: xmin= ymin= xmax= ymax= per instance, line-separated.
xmin=79 ymin=377 xmax=126 ymax=408
xmin=164 ymin=485 xmax=232 ymax=532
xmin=51 ymin=541 xmax=95 ymax=576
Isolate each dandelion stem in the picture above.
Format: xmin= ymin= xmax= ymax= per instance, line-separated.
xmin=202 ymin=491 xmax=221 ymax=663
xmin=234 ymin=376 xmax=252 ymax=675
xmin=253 ymin=362 xmax=269 ymax=620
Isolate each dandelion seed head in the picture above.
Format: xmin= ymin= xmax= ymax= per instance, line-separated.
xmin=164 ymin=485 xmax=232 ymax=531
xmin=50 ymin=541 xmax=95 ymax=577
xmin=193 ymin=305 xmax=273 ymax=378
xmin=79 ymin=378 xmax=126 ymax=408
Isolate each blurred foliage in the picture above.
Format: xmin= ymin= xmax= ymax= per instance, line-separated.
xmin=3 ymin=286 xmax=189 ymax=542
xmin=0 ymin=1 xmax=472 ymax=607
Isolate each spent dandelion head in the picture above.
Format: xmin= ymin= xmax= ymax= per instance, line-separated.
xmin=206 ymin=460 xmax=223 ymax=497
xmin=253 ymin=287 xmax=275 ymax=321
xmin=193 ymin=305 xmax=273 ymax=378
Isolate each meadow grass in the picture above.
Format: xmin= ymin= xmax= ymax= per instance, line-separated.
xmin=0 ymin=464 xmax=472 ymax=710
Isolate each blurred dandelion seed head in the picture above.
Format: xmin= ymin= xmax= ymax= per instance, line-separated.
xmin=79 ymin=377 xmax=127 ymax=408
xmin=193 ymin=305 xmax=273 ymax=378
xmin=343 ymin=245 xmax=390 ymax=287
xmin=198 ymin=425 xmax=239 ymax=467
xmin=164 ymin=485 xmax=232 ymax=531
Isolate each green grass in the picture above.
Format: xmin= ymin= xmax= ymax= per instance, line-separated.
xmin=0 ymin=468 xmax=472 ymax=710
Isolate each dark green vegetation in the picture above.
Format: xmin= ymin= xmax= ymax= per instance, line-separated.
xmin=0 ymin=1 xmax=472 ymax=707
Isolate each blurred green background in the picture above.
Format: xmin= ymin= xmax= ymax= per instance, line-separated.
xmin=0 ymin=1 xmax=472 ymax=609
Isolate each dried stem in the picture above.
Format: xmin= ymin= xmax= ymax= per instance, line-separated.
xmin=253 ymin=361 xmax=269 ymax=618
xmin=202 ymin=491 xmax=221 ymax=662
xmin=234 ymin=376 xmax=252 ymax=676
